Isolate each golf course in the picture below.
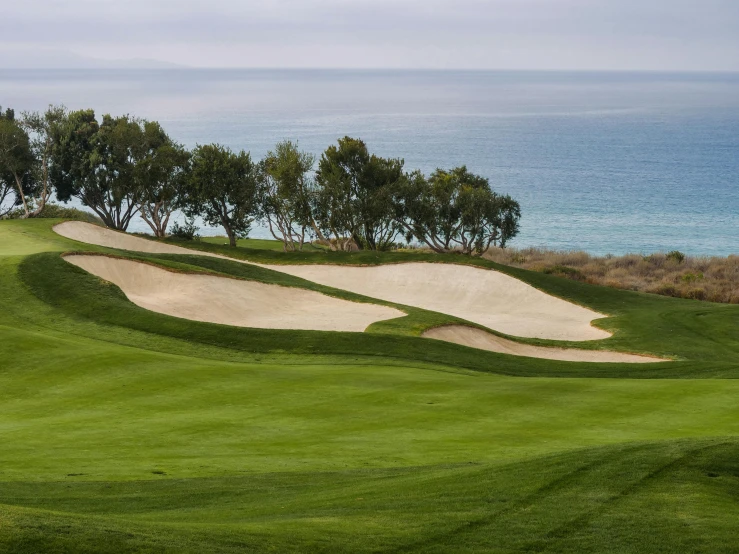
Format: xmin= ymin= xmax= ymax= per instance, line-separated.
xmin=2 ymin=217 xmax=739 ymax=553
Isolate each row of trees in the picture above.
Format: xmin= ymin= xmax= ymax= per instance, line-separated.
xmin=0 ymin=106 xmax=521 ymax=254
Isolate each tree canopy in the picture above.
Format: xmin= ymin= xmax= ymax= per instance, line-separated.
xmin=1 ymin=105 xmax=522 ymax=254
xmin=258 ymin=140 xmax=318 ymax=251
xmin=186 ymin=144 xmax=260 ymax=247
xmin=314 ymin=136 xmax=405 ymax=251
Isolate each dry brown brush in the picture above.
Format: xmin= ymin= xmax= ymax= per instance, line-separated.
xmin=483 ymin=247 xmax=739 ymax=304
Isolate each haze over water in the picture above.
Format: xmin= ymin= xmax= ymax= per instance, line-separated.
xmin=2 ymin=69 xmax=738 ymax=255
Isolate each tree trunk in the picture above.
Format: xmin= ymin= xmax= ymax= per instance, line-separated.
xmin=226 ymin=227 xmax=237 ymax=247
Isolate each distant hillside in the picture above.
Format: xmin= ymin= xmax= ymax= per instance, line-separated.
xmin=0 ymin=48 xmax=186 ymax=69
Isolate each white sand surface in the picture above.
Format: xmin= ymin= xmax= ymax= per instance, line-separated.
xmin=423 ymin=325 xmax=664 ymax=363
xmin=53 ymin=222 xmax=612 ymax=341
xmin=54 ymin=221 xmax=224 ymax=258
xmin=261 ymin=262 xmax=611 ymax=341
xmin=63 ymin=254 xmax=404 ymax=332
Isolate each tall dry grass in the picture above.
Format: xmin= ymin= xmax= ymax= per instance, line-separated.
xmin=483 ymin=247 xmax=739 ymax=304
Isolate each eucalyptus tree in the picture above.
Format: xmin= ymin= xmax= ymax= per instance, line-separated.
xmin=0 ymin=111 xmax=36 ymax=218
xmin=259 ymin=140 xmax=322 ymax=251
xmin=52 ymin=111 xmax=151 ymax=230
xmin=19 ymin=105 xmax=68 ymax=218
xmin=314 ymin=136 xmax=404 ymax=251
xmin=136 ymin=123 xmax=190 ymax=237
xmin=395 ymin=166 xmax=521 ymax=255
xmin=0 ymin=107 xmax=21 ymax=216
xmin=187 ymin=144 xmax=260 ymax=247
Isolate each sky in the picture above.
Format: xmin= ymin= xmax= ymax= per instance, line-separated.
xmin=3 ymin=0 xmax=739 ymax=70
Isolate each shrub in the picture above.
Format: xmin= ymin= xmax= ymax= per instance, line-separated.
xmin=169 ymin=218 xmax=200 ymax=241
xmin=685 ymin=288 xmax=707 ymax=301
xmin=542 ymin=265 xmax=586 ymax=281
xmin=666 ymin=250 xmax=686 ymax=264
xmin=483 ymin=246 xmax=738 ymax=304
xmin=681 ymin=272 xmax=704 ymax=283
xmin=5 ymin=203 xmax=102 ymax=225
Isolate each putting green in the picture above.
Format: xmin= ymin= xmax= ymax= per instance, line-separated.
xmin=2 ymin=218 xmax=739 ymax=553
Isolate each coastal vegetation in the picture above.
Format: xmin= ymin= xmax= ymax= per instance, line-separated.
xmin=0 ymin=105 xmax=520 ymax=254
xmin=485 ymin=246 xmax=739 ymax=304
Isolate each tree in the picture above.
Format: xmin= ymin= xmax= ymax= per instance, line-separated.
xmin=53 ymin=111 xmax=151 ymax=230
xmin=0 ymin=107 xmax=20 ymax=216
xmin=187 ymin=144 xmax=260 ymax=247
xmin=136 ymin=123 xmax=190 ymax=237
xmin=49 ymin=109 xmax=98 ymax=212
xmin=19 ymin=105 xmax=68 ymax=218
xmin=259 ymin=140 xmax=320 ymax=251
xmin=0 ymin=113 xmax=36 ymax=219
xmin=314 ymin=136 xmax=404 ymax=251
xmin=395 ymin=166 xmax=521 ymax=255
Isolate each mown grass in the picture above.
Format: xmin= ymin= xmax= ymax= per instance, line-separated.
xmin=3 ymin=438 xmax=739 ymax=553
xmin=18 ymin=219 xmax=739 ymax=375
xmin=197 ymin=235 xmax=325 ymax=252
xmin=3 ymin=219 xmax=739 ymax=552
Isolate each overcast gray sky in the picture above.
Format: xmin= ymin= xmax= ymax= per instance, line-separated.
xmin=4 ymin=0 xmax=739 ymax=70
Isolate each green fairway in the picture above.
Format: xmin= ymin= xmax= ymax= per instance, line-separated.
xmin=2 ymin=219 xmax=739 ymax=552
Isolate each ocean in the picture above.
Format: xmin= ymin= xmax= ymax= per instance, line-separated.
xmin=2 ymin=69 xmax=738 ymax=255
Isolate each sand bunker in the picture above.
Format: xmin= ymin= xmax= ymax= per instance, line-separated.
xmin=54 ymin=222 xmax=611 ymax=341
xmin=54 ymin=221 xmax=224 ymax=258
xmin=63 ymin=255 xmax=404 ymax=332
xmin=261 ymin=262 xmax=610 ymax=341
xmin=424 ymin=325 xmax=664 ymax=363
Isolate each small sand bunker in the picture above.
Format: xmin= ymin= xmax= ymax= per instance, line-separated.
xmin=64 ymin=255 xmax=404 ymax=332
xmin=261 ymin=263 xmax=610 ymax=341
xmin=54 ymin=221 xmax=223 ymax=258
xmin=424 ymin=326 xmax=664 ymax=363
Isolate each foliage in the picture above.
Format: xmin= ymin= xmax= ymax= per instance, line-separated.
xmin=52 ymin=112 xmax=175 ymax=231
xmin=395 ymin=166 xmax=521 ymax=255
xmin=0 ymin=114 xmax=36 ymax=218
xmin=13 ymin=202 xmax=102 ymax=224
xmin=169 ymin=216 xmax=200 ymax=241
xmin=258 ymin=140 xmax=317 ymax=251
xmin=136 ymin=130 xmax=190 ymax=237
xmin=186 ymin=144 xmax=260 ymax=247
xmin=6 ymin=104 xmax=523 ymax=253
xmin=667 ymin=250 xmax=686 ymax=264
xmin=314 ymin=136 xmax=405 ymax=251
xmin=486 ymin=247 xmax=739 ymax=303
xmin=19 ymin=105 xmax=69 ymax=218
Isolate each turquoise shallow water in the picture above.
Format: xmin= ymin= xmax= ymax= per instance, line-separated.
xmin=2 ymin=69 xmax=737 ymax=255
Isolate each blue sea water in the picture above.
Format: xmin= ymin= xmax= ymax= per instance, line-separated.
xmin=2 ymin=69 xmax=738 ymax=255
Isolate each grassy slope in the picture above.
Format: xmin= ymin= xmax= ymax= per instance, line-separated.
xmin=199 ymin=235 xmax=324 ymax=252
xmin=2 ymin=220 xmax=739 ymax=552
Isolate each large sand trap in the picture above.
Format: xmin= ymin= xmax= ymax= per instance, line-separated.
xmin=424 ymin=325 xmax=664 ymax=363
xmin=261 ymin=263 xmax=610 ymax=341
xmin=63 ymin=255 xmax=404 ymax=332
xmin=53 ymin=222 xmax=610 ymax=341
xmin=54 ymin=221 xmax=224 ymax=258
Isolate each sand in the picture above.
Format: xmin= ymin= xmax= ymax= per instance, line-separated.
xmin=260 ymin=262 xmax=611 ymax=341
xmin=54 ymin=222 xmax=612 ymax=342
xmin=63 ymin=254 xmax=404 ymax=332
xmin=423 ymin=325 xmax=664 ymax=363
xmin=54 ymin=221 xmax=225 ymax=258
